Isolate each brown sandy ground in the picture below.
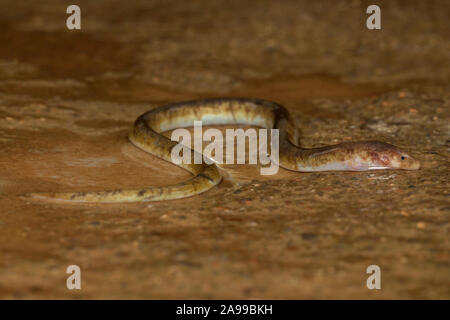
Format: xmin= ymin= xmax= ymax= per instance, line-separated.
xmin=0 ymin=0 xmax=448 ymax=299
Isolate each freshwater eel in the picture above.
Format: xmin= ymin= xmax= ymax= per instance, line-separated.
xmin=29 ymin=98 xmax=420 ymax=202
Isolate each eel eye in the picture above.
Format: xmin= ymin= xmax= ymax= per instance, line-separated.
xmin=401 ymin=156 xmax=405 ymax=160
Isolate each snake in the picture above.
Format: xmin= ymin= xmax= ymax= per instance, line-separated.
xmin=29 ymin=98 xmax=420 ymax=203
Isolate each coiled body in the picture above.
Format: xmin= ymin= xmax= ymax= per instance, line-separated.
xmin=29 ymin=98 xmax=420 ymax=202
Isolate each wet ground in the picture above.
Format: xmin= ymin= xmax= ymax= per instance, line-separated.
xmin=0 ymin=0 xmax=448 ymax=299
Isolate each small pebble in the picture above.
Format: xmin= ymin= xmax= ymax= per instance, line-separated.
xmin=240 ymin=198 xmax=252 ymax=205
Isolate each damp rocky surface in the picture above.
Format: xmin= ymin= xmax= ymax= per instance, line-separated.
xmin=0 ymin=0 xmax=448 ymax=299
